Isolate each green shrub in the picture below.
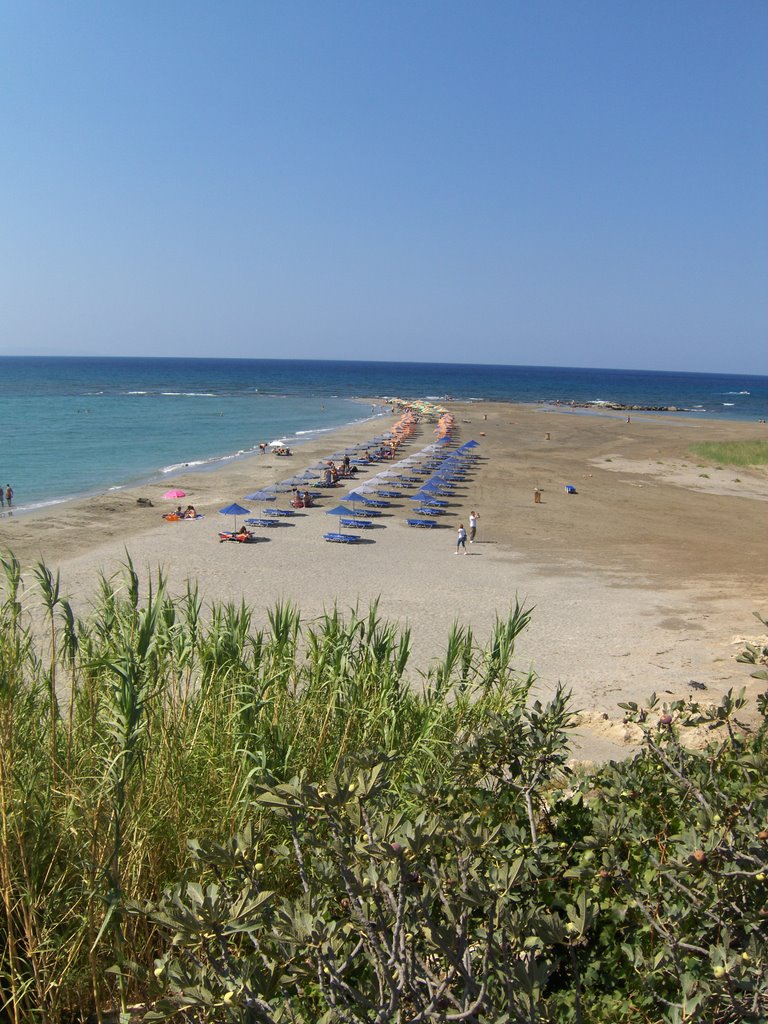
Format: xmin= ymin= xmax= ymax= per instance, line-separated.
xmin=1 ymin=558 xmax=766 ymax=1024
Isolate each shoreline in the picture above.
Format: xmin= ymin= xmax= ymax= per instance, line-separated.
xmin=2 ymin=400 xmax=767 ymax=762
xmin=5 ymin=398 xmax=393 ymax=517
xmin=7 ymin=395 xmax=763 ymax=518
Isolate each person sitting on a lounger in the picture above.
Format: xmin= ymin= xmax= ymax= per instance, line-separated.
xmin=236 ymin=524 xmax=251 ymax=538
xmin=184 ymin=505 xmax=197 ymax=518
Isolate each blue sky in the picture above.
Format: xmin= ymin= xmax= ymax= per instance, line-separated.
xmin=1 ymin=1 xmax=765 ymax=372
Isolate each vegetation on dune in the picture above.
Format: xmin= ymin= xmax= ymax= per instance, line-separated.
xmin=688 ymin=440 xmax=768 ymax=468
xmin=0 ymin=554 xmax=766 ymax=1023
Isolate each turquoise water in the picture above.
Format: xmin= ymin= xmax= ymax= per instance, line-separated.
xmin=1 ymin=357 xmax=766 ymax=510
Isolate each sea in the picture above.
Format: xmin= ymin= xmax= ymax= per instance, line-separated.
xmin=1 ymin=356 xmax=766 ymax=512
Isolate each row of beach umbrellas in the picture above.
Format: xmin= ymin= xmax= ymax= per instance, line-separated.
xmin=212 ymin=431 xmax=479 ymax=534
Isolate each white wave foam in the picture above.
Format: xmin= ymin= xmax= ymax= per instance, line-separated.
xmin=723 ymin=402 xmax=735 ymax=406
xmin=13 ymin=497 xmax=70 ymax=513
xmin=127 ymin=390 xmax=148 ymax=395
xmin=161 ymin=459 xmax=209 ymax=473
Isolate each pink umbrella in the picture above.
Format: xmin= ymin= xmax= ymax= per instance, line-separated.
xmin=163 ymin=489 xmax=187 ymax=499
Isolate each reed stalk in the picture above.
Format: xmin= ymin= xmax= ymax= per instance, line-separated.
xmin=0 ymin=557 xmax=533 ymax=1022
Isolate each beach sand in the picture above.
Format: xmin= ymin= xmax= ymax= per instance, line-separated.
xmin=2 ymin=402 xmax=767 ymax=762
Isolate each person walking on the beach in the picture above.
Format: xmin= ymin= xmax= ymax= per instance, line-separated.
xmin=5 ymin=485 xmax=12 ymax=509
xmin=456 ymin=523 xmax=467 ymax=554
xmin=0 ymin=486 xmax=4 ymax=509
xmin=469 ymin=510 xmax=479 ymax=543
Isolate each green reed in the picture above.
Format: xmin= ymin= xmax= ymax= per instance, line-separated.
xmin=0 ymin=557 xmax=533 ymax=1023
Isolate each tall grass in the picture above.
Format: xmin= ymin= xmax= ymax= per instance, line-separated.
xmin=689 ymin=440 xmax=768 ymax=467
xmin=0 ymin=556 xmax=533 ymax=1022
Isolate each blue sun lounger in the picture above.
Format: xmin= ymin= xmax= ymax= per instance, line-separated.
xmin=340 ymin=518 xmax=374 ymax=529
xmin=349 ymin=507 xmax=382 ymax=517
xmin=261 ymin=508 xmax=296 ymax=517
xmin=407 ymin=518 xmax=440 ymax=528
xmin=323 ymin=532 xmax=362 ymax=543
xmin=376 ymin=490 xmax=404 ymax=498
xmin=245 ymin=518 xmax=282 ymax=527
xmin=413 ymin=506 xmax=443 ymax=516
xmin=358 ymin=497 xmax=390 ymax=508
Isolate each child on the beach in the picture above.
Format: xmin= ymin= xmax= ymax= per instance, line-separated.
xmin=456 ymin=524 xmax=467 ymax=554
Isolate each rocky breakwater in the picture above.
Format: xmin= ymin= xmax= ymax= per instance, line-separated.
xmin=542 ymin=400 xmax=685 ymax=413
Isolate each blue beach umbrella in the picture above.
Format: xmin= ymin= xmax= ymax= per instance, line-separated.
xmin=244 ymin=490 xmax=276 ymax=502
xmin=343 ymin=491 xmax=367 ymax=507
xmin=219 ymin=503 xmax=250 ymax=530
xmin=326 ymin=504 xmax=355 ymax=531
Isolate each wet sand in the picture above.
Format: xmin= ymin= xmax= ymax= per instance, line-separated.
xmin=2 ymin=402 xmax=767 ymax=761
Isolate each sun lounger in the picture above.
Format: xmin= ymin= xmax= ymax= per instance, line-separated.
xmin=349 ymin=508 xmax=382 ymax=517
xmin=406 ymin=518 xmax=440 ymax=528
xmin=245 ymin=518 xmax=281 ymax=527
xmin=323 ymin=532 xmax=362 ymax=543
xmin=339 ymin=518 xmax=374 ymax=529
xmin=261 ymin=508 xmax=296 ymax=517
xmin=357 ymin=497 xmax=390 ymax=507
xmin=376 ymin=490 xmax=404 ymax=498
xmin=413 ymin=507 xmax=443 ymax=516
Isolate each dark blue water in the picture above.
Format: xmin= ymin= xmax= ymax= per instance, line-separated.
xmin=1 ymin=357 xmax=766 ymax=510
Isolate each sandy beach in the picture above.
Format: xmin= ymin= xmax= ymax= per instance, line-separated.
xmin=2 ymin=402 xmax=766 ymax=761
